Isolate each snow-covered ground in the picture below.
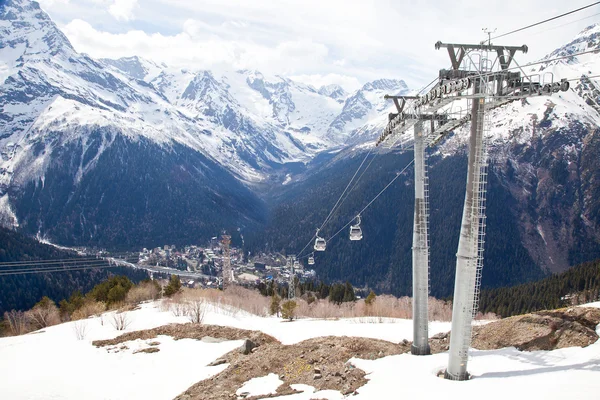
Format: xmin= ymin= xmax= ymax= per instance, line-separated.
xmin=0 ymin=303 xmax=241 ymax=400
xmin=1 ymin=301 xmax=599 ymax=399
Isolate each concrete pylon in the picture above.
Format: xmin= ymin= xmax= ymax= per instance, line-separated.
xmin=445 ymin=86 xmax=487 ymax=380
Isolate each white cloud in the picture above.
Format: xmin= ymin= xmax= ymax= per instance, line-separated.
xmin=45 ymin=0 xmax=600 ymax=89
xmin=62 ymin=18 xmax=336 ymax=81
xmin=289 ymin=74 xmax=362 ymax=92
xmin=37 ymin=0 xmax=70 ymax=7
xmin=108 ymin=0 xmax=138 ymax=21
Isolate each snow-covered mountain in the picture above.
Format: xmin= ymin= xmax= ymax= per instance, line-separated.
xmin=0 ymin=0 xmax=407 ymax=191
xmin=258 ymin=24 xmax=600 ymax=287
xmin=0 ymin=0 xmax=409 ymax=245
xmin=318 ymin=84 xmax=347 ymax=102
xmin=1 ymin=0 xmax=599 ymax=269
xmin=327 ymin=78 xmax=409 ymax=141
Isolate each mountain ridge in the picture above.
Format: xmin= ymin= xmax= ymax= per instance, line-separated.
xmin=1 ymin=0 xmax=600 ymax=294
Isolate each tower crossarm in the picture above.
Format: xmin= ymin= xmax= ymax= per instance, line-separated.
xmin=434 ymin=41 xmax=528 ymax=71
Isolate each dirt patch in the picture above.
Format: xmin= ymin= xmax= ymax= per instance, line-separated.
xmin=91 ymin=307 xmax=600 ymax=399
xmin=175 ymin=335 xmax=410 ymax=400
xmin=429 ymin=307 xmax=600 ymax=353
xmin=92 ymin=323 xmax=277 ymax=348
xmin=473 ymin=307 xmax=600 ymax=351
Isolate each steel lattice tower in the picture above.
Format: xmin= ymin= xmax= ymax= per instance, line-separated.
xmin=288 ymin=256 xmax=296 ymax=299
xmin=221 ymin=235 xmax=232 ymax=290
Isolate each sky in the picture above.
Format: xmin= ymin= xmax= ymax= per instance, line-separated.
xmin=37 ymin=0 xmax=600 ymax=91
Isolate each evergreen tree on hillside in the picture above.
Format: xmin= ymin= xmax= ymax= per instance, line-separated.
xmin=163 ymin=275 xmax=182 ymax=297
xmin=270 ymin=293 xmax=281 ymax=317
xmin=478 ymin=259 xmax=600 ymax=317
xmin=365 ymin=290 xmax=376 ymax=306
xmin=281 ymin=300 xmax=297 ymax=321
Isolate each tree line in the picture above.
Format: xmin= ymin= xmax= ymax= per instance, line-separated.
xmin=1 ymin=273 xmax=184 ymax=336
xmin=478 ymin=258 xmax=600 ymax=317
xmin=0 ymin=227 xmax=150 ymax=315
xmin=245 ymin=153 xmax=546 ymax=299
xmin=256 ymin=279 xmax=357 ymax=304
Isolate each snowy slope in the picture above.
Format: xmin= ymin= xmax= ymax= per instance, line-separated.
xmin=328 ymin=79 xmax=409 ymax=142
xmin=1 ymin=301 xmax=598 ymax=400
xmin=0 ymin=303 xmax=242 ymax=400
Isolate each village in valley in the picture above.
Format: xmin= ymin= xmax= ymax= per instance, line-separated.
xmin=88 ymin=236 xmax=318 ymax=291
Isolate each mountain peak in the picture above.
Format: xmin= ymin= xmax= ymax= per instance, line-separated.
xmin=318 ymin=84 xmax=347 ymax=101
xmin=575 ymin=23 xmax=600 ymax=39
xmin=102 ymin=56 xmax=166 ymax=81
xmin=0 ymin=0 xmax=75 ymax=60
xmin=545 ymin=22 xmax=600 ymax=61
xmin=361 ymin=78 xmax=407 ymax=92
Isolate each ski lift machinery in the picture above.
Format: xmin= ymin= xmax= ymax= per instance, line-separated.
xmin=349 ymin=215 xmax=363 ymax=241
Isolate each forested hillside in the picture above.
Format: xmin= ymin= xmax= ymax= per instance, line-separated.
xmin=12 ymin=136 xmax=267 ymax=250
xmin=246 ymin=150 xmax=546 ymax=298
xmin=479 ymin=259 xmax=600 ymax=317
xmin=0 ymin=227 xmax=148 ymax=314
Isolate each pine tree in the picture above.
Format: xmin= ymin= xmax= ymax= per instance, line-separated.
xmin=281 ymin=300 xmax=297 ymax=321
xmin=163 ymin=275 xmax=182 ymax=297
xmin=343 ymin=281 xmax=356 ymax=302
xmin=270 ymin=293 xmax=281 ymax=317
xmin=365 ymin=290 xmax=376 ymax=306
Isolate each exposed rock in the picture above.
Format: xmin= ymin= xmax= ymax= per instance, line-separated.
xmin=207 ymin=359 xmax=227 ymax=367
xmin=239 ymin=339 xmax=256 ymax=355
xmin=133 ymin=347 xmax=160 ymax=354
xmin=428 ymin=307 xmax=600 ymax=354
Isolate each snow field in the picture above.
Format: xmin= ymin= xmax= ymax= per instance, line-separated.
xmin=2 ymin=301 xmax=599 ymax=400
xmin=202 ymin=305 xmax=452 ymax=345
xmin=235 ymin=373 xmax=282 ymax=397
xmin=0 ymin=302 xmax=242 ymax=400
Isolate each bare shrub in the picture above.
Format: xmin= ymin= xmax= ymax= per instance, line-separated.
xmin=219 ymin=286 xmax=269 ymax=317
xmin=3 ymin=310 xmax=29 ymax=336
xmin=72 ymin=320 xmax=88 ymax=340
xmin=72 ymin=301 xmax=106 ymax=321
xmin=166 ymin=293 xmax=188 ymax=317
xmin=126 ymin=282 xmax=160 ymax=304
xmin=290 ymin=294 xmax=453 ymax=322
xmin=25 ymin=297 xmax=60 ymax=330
xmin=185 ymin=297 xmax=206 ymax=324
xmin=162 ymin=286 xmax=270 ymax=318
xmin=475 ymin=311 xmax=500 ymax=321
xmin=429 ymin=297 xmax=453 ymax=321
xmin=110 ymin=311 xmax=132 ymax=331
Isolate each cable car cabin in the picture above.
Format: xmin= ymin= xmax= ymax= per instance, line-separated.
xmin=349 ymin=225 xmax=363 ymax=241
xmin=293 ymin=261 xmax=301 ymax=270
xmin=349 ymin=215 xmax=363 ymax=241
xmin=314 ymin=237 xmax=326 ymax=251
xmin=308 ymin=255 xmax=315 ymax=265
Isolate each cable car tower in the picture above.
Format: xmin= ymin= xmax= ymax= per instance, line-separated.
xmin=287 ymin=255 xmax=299 ymax=299
xmin=378 ymin=95 xmax=446 ymax=356
xmin=221 ymin=234 xmax=233 ymax=290
xmin=378 ymin=37 xmax=569 ymax=378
